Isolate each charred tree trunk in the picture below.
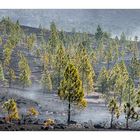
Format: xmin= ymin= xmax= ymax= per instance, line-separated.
xmin=126 ymin=115 xmax=129 ymax=129
xmin=119 ymin=90 xmax=123 ymax=107
xmin=126 ymin=81 xmax=131 ymax=129
xmin=9 ymin=78 xmax=12 ymax=88
xmin=110 ymin=110 xmax=114 ymax=128
xmin=67 ymin=93 xmax=71 ymax=124
xmin=58 ymin=68 xmax=61 ymax=87
xmin=107 ymin=59 xmax=110 ymax=70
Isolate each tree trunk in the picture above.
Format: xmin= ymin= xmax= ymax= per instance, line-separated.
xmin=23 ymin=84 xmax=25 ymax=89
xmin=67 ymin=95 xmax=71 ymax=124
xmin=107 ymin=59 xmax=110 ymax=70
xmin=9 ymin=78 xmax=11 ymax=88
xmin=126 ymin=116 xmax=129 ymax=129
xmin=101 ymin=84 xmax=103 ymax=94
xmin=58 ymin=68 xmax=61 ymax=87
xmin=126 ymin=81 xmax=131 ymax=129
xmin=82 ymin=70 xmax=84 ymax=89
xmin=110 ymin=111 xmax=114 ymax=128
xmin=119 ymin=90 xmax=122 ymax=107
xmin=86 ymin=81 xmax=89 ymax=94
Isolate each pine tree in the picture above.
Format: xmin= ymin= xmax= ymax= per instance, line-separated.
xmin=58 ymin=63 xmax=87 ymax=124
xmin=55 ymin=42 xmax=66 ymax=86
xmin=0 ymin=36 xmax=2 ymax=45
xmin=104 ymin=40 xmax=113 ymax=70
xmin=98 ymin=66 xmax=109 ymax=94
xmin=123 ymin=78 xmax=138 ymax=129
xmin=3 ymin=40 xmax=13 ymax=67
xmin=9 ymin=20 xmax=23 ymax=46
xmin=115 ymin=36 xmax=119 ymax=44
xmin=109 ymin=63 xmax=120 ymax=92
xmin=97 ymin=39 xmax=104 ymax=62
xmin=78 ymin=47 xmax=95 ymax=93
xmin=113 ymin=40 xmax=120 ymax=63
xmin=132 ymin=36 xmax=139 ymax=57
xmin=41 ymin=52 xmax=49 ymax=70
xmin=129 ymin=53 xmax=140 ymax=83
xmin=0 ymin=62 xmax=4 ymax=81
xmin=41 ymin=67 xmax=52 ymax=93
xmin=95 ymin=25 xmax=103 ymax=42
xmin=120 ymin=32 xmax=126 ymax=47
xmin=136 ymin=90 xmax=140 ymax=107
xmin=18 ymin=54 xmax=31 ymax=88
xmin=59 ymin=30 xmax=66 ymax=47
xmin=102 ymin=32 xmax=111 ymax=44
xmin=90 ymin=51 xmax=97 ymax=66
xmin=115 ymin=61 xmax=129 ymax=106
xmin=108 ymin=98 xmax=120 ymax=128
xmin=6 ymin=68 xmax=16 ymax=88
xmin=26 ymin=34 xmax=36 ymax=52
xmin=48 ymin=22 xmax=59 ymax=54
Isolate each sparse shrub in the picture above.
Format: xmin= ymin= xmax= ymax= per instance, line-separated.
xmin=2 ymin=99 xmax=19 ymax=122
xmin=44 ymin=118 xmax=55 ymax=127
xmin=27 ymin=107 xmax=39 ymax=117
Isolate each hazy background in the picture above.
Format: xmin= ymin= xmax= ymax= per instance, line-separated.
xmin=0 ymin=9 xmax=140 ymax=37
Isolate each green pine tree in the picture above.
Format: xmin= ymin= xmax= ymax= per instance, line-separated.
xmin=7 ymin=68 xmax=16 ymax=88
xmin=41 ymin=67 xmax=52 ymax=93
xmin=48 ymin=22 xmax=59 ymax=54
xmin=98 ymin=66 xmax=109 ymax=95
xmin=129 ymin=53 xmax=140 ymax=83
xmin=115 ymin=61 xmax=129 ymax=106
xmin=18 ymin=54 xmax=32 ymax=88
xmin=104 ymin=40 xmax=113 ymax=70
xmin=55 ymin=42 xmax=66 ymax=86
xmin=78 ymin=47 xmax=95 ymax=93
xmin=123 ymin=78 xmax=138 ymax=129
xmin=58 ymin=62 xmax=87 ymax=124
xmin=95 ymin=25 xmax=103 ymax=42
xmin=108 ymin=98 xmax=120 ymax=128
xmin=0 ymin=62 xmax=4 ymax=81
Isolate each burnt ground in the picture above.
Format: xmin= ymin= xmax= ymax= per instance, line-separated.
xmin=0 ymin=87 xmax=140 ymax=131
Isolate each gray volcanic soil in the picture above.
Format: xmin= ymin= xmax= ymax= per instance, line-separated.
xmin=0 ymin=83 xmax=139 ymax=130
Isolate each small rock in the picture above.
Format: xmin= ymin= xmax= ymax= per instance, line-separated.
xmin=88 ymin=120 xmax=94 ymax=128
xmin=0 ymin=120 xmax=5 ymax=124
xmin=8 ymin=125 xmax=12 ymax=128
xmin=83 ymin=122 xmax=89 ymax=129
xmin=33 ymin=120 xmax=39 ymax=124
xmin=54 ymin=123 xmax=66 ymax=129
xmin=20 ymin=127 xmax=25 ymax=131
xmin=69 ymin=120 xmax=77 ymax=124
xmin=42 ymin=126 xmax=49 ymax=130
xmin=94 ymin=124 xmax=104 ymax=129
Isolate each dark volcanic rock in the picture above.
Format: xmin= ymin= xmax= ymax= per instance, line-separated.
xmin=20 ymin=127 xmax=25 ymax=131
xmin=68 ymin=120 xmax=77 ymax=124
xmin=83 ymin=122 xmax=89 ymax=129
xmin=54 ymin=123 xmax=67 ymax=129
xmin=0 ymin=119 xmax=5 ymax=124
xmin=94 ymin=124 xmax=104 ymax=129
